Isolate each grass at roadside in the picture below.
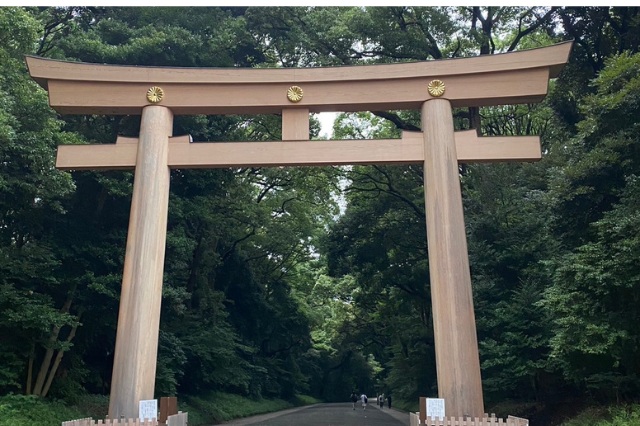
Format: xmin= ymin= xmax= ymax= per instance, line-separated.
xmin=0 ymin=392 xmax=319 ymax=426
xmin=560 ymin=405 xmax=640 ymax=426
xmin=392 ymin=398 xmax=417 ymax=413
xmin=182 ymin=392 xmax=321 ymax=425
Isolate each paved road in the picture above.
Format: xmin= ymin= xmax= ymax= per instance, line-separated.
xmin=221 ymin=402 xmax=408 ymax=426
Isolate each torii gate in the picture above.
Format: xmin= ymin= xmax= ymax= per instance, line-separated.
xmin=26 ymin=41 xmax=571 ymax=420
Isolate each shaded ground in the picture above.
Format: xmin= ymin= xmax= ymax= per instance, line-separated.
xmin=219 ymin=402 xmax=409 ymax=426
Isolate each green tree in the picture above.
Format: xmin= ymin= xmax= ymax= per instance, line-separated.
xmin=542 ymin=52 xmax=640 ymax=400
xmin=0 ymin=7 xmax=79 ymax=396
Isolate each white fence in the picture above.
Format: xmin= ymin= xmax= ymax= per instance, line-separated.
xmin=62 ymin=412 xmax=187 ymax=426
xmin=62 ymin=419 xmax=156 ymax=426
xmin=410 ymin=412 xmax=528 ymax=426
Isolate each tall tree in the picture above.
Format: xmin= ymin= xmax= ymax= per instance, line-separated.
xmin=0 ymin=7 xmax=80 ymax=396
xmin=542 ymin=51 xmax=640 ymax=400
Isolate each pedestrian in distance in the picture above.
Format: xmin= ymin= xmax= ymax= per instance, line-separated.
xmin=387 ymin=394 xmax=392 ymax=409
xmin=350 ymin=392 xmax=358 ymax=410
xmin=378 ymin=394 xmax=384 ymax=408
xmin=360 ymin=393 xmax=368 ymax=409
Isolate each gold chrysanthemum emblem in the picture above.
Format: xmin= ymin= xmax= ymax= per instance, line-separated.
xmin=427 ymin=80 xmax=446 ymax=97
xmin=287 ymin=86 xmax=304 ymax=103
xmin=146 ymin=86 xmax=164 ymax=103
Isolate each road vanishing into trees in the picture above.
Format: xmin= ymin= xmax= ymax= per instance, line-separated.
xmin=220 ymin=402 xmax=409 ymax=426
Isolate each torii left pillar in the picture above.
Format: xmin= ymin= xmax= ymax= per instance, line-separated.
xmin=108 ymin=105 xmax=173 ymax=419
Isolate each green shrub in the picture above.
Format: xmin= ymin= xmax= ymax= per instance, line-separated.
xmin=487 ymin=400 xmax=540 ymax=419
xmin=562 ymin=404 xmax=640 ymax=426
xmin=392 ymin=398 xmax=417 ymax=413
xmin=601 ymin=405 xmax=640 ymax=426
xmin=72 ymin=394 xmax=109 ymax=420
xmin=0 ymin=394 xmax=86 ymax=426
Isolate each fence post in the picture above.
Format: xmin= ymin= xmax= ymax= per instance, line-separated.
xmin=420 ymin=397 xmax=427 ymax=424
xmin=159 ymin=397 xmax=178 ymax=425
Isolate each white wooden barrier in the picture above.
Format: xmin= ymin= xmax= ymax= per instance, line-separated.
xmin=62 ymin=419 xmax=157 ymax=426
xmin=167 ymin=411 xmax=187 ymax=426
xmin=409 ymin=413 xmax=528 ymax=426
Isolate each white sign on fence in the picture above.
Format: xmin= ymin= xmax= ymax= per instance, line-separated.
xmin=139 ymin=399 xmax=158 ymax=420
xmin=426 ymin=398 xmax=445 ymax=420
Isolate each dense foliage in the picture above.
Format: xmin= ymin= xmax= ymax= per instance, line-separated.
xmin=1 ymin=6 xmax=639 ymax=425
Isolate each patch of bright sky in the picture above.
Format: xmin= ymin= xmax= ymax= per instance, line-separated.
xmin=317 ymin=112 xmax=338 ymax=139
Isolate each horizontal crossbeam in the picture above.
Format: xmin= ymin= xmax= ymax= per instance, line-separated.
xmin=55 ymin=130 xmax=541 ymax=170
xmin=26 ymin=42 xmax=572 ymax=115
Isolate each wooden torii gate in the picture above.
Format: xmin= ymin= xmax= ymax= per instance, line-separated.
xmin=26 ymin=41 xmax=571 ymax=420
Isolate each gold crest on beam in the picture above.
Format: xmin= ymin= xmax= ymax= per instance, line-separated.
xmin=146 ymin=86 xmax=164 ymax=103
xmin=428 ymin=80 xmax=446 ymax=97
xmin=287 ymin=86 xmax=304 ymax=103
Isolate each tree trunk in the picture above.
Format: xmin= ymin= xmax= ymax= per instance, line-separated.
xmin=468 ymin=106 xmax=482 ymax=135
xmin=26 ymin=344 xmax=34 ymax=395
xmin=41 ymin=316 xmax=80 ymax=398
xmin=31 ymin=296 xmax=73 ymax=396
xmin=31 ymin=328 xmax=61 ymax=396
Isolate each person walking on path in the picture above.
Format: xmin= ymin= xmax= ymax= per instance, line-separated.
xmin=386 ymin=394 xmax=392 ymax=409
xmin=360 ymin=393 xmax=368 ymax=410
xmin=350 ymin=392 xmax=358 ymax=410
xmin=378 ymin=394 xmax=384 ymax=408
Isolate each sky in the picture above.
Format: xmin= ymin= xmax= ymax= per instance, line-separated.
xmin=318 ymin=113 xmax=338 ymax=139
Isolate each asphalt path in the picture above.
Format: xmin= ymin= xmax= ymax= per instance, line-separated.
xmin=220 ymin=402 xmax=409 ymax=426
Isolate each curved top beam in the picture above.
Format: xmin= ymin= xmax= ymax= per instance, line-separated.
xmin=26 ymin=41 xmax=572 ymax=115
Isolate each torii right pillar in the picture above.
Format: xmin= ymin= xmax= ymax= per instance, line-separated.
xmin=422 ymin=98 xmax=484 ymax=417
